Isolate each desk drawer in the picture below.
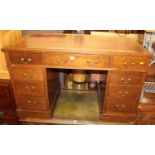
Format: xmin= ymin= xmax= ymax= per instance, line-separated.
xmin=14 ymin=81 xmax=46 ymax=96
xmin=112 ymin=56 xmax=149 ymax=71
xmin=107 ymin=84 xmax=142 ymax=99
xmin=9 ymin=52 xmax=42 ymax=65
xmin=16 ymin=96 xmax=49 ymax=111
xmin=44 ymin=53 xmax=110 ymax=69
xmin=105 ymin=98 xmax=138 ymax=113
xmin=10 ymin=67 xmax=44 ymax=81
xmin=109 ymin=71 xmax=145 ymax=85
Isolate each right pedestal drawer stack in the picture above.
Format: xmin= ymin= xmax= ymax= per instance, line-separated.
xmin=102 ymin=71 xmax=146 ymax=122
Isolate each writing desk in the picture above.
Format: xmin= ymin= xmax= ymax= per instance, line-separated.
xmin=2 ymin=33 xmax=151 ymax=124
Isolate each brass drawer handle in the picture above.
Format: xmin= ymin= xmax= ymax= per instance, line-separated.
xmin=23 ymin=73 xmax=27 ymax=77
xmin=124 ymin=62 xmax=136 ymax=66
xmin=118 ymin=91 xmax=128 ymax=96
xmin=121 ymin=78 xmax=124 ymax=81
xmin=27 ymin=100 xmax=38 ymax=106
xmin=121 ymin=78 xmax=128 ymax=84
xmin=20 ymin=57 xmax=28 ymax=64
xmin=27 ymin=58 xmax=32 ymax=62
xmin=0 ymin=111 xmax=4 ymax=116
xmin=25 ymin=86 xmax=29 ymax=90
xmin=33 ymin=101 xmax=38 ymax=105
xmin=116 ymin=104 xmax=126 ymax=111
xmin=120 ymin=77 xmax=132 ymax=83
xmin=20 ymin=57 xmax=32 ymax=64
xmin=23 ymin=73 xmax=33 ymax=78
xmin=124 ymin=62 xmax=128 ymax=65
xmin=20 ymin=57 xmax=25 ymax=62
xmin=124 ymin=91 xmax=128 ymax=95
xmin=27 ymin=100 xmax=31 ymax=104
xmin=31 ymin=86 xmax=35 ymax=90
xmin=87 ymin=60 xmax=99 ymax=66
xmin=25 ymin=86 xmax=35 ymax=91
xmin=57 ymin=59 xmax=68 ymax=64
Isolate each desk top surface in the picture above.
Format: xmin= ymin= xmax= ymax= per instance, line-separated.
xmin=2 ymin=33 xmax=149 ymax=55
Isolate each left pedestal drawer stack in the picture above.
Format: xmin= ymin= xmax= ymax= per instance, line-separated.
xmin=8 ymin=52 xmax=52 ymax=119
xmin=0 ymin=79 xmax=18 ymax=124
xmin=10 ymin=66 xmax=51 ymax=119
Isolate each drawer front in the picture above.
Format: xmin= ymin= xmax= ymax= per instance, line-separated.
xmin=0 ymin=109 xmax=16 ymax=119
xmin=10 ymin=67 xmax=44 ymax=81
xmin=109 ymin=71 xmax=145 ymax=85
xmin=9 ymin=52 xmax=43 ymax=65
xmin=107 ymin=84 xmax=142 ymax=99
xmin=112 ymin=56 xmax=149 ymax=71
xmin=44 ymin=53 xmax=110 ymax=69
xmin=14 ymin=81 xmax=46 ymax=96
xmin=105 ymin=98 xmax=138 ymax=113
xmin=16 ymin=96 xmax=49 ymax=111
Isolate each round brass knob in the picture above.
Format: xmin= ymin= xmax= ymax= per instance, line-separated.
xmin=116 ymin=104 xmax=125 ymax=111
xmin=121 ymin=78 xmax=124 ymax=81
xmin=27 ymin=100 xmax=31 ymax=104
xmin=20 ymin=57 xmax=25 ymax=61
xmin=118 ymin=91 xmax=122 ymax=94
xmin=31 ymin=86 xmax=35 ymax=90
xmin=115 ymin=105 xmax=122 ymax=111
xmin=125 ymin=91 xmax=128 ymax=95
xmin=116 ymin=105 xmax=119 ymax=108
xmin=33 ymin=101 xmax=38 ymax=105
xmin=122 ymin=105 xmax=125 ymax=108
xmin=27 ymin=58 xmax=32 ymax=62
xmin=25 ymin=86 xmax=29 ymax=89
xmin=23 ymin=73 xmax=27 ymax=77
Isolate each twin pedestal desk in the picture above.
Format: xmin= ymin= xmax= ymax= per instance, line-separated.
xmin=2 ymin=34 xmax=151 ymax=124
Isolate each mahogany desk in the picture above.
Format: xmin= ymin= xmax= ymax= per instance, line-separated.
xmin=2 ymin=33 xmax=151 ymax=124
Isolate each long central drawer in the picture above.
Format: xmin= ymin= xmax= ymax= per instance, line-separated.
xmin=43 ymin=53 xmax=110 ymax=69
